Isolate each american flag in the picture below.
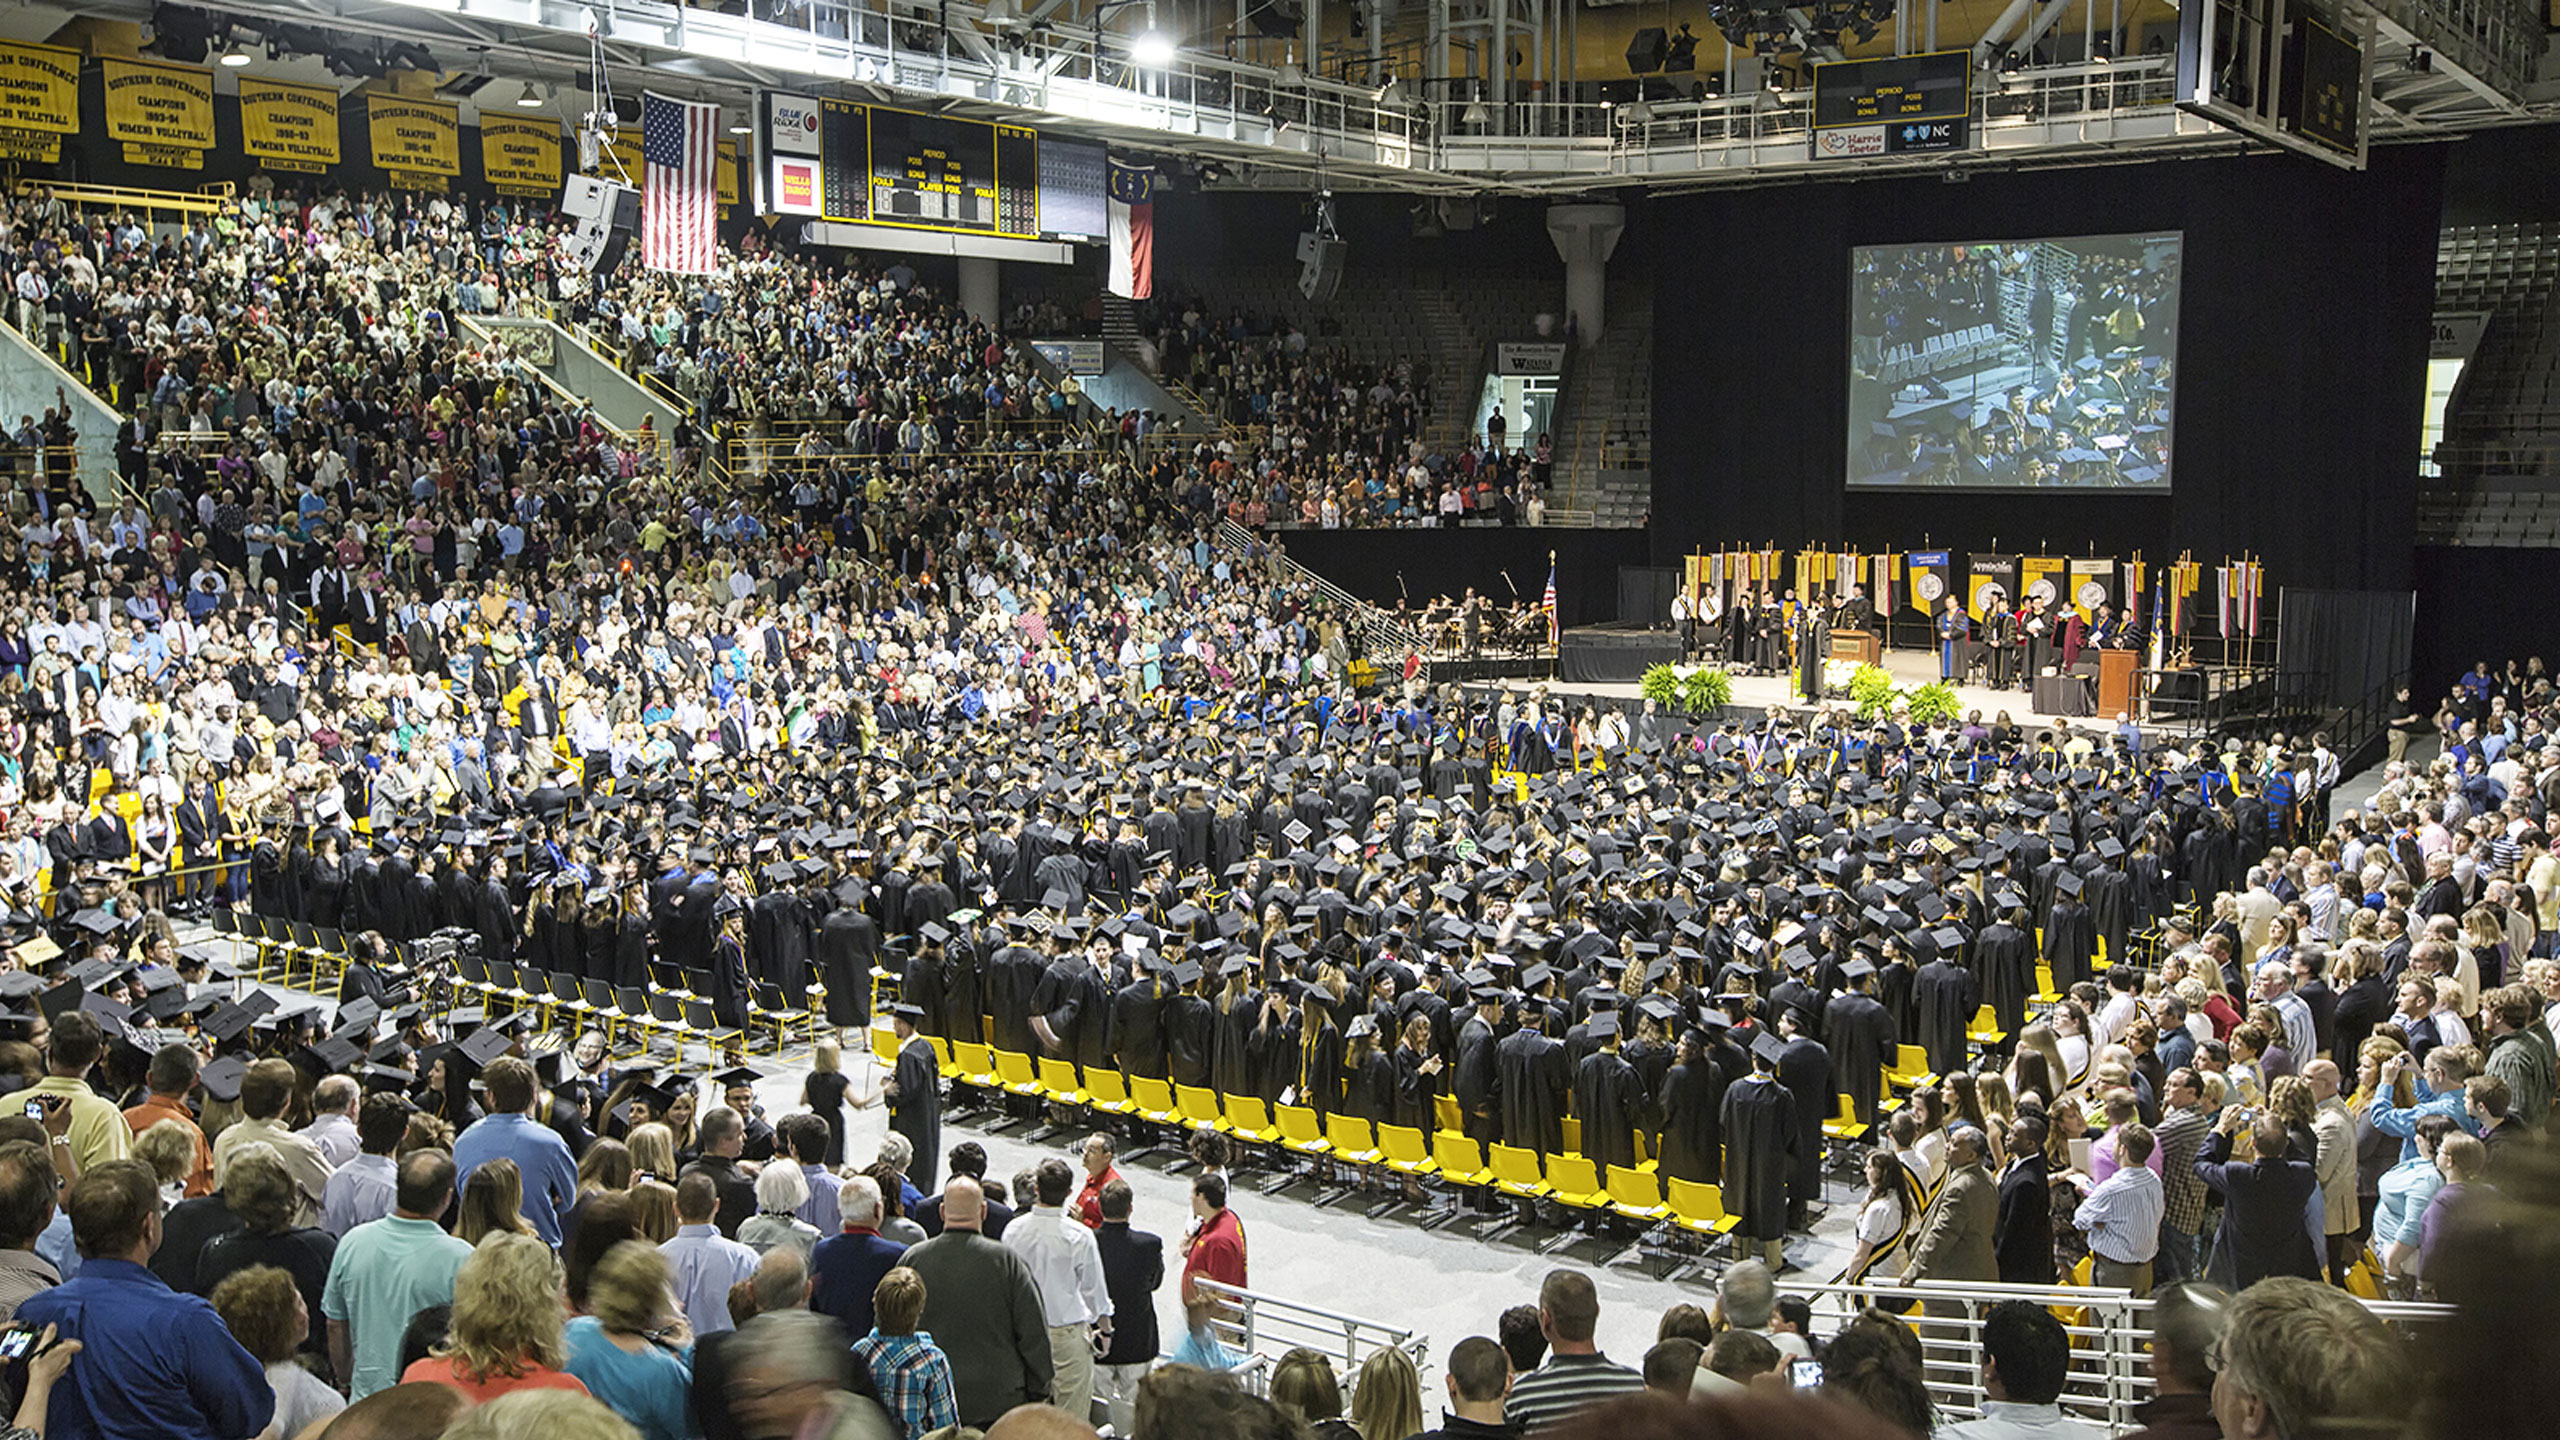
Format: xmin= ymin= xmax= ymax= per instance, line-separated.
xmin=641 ymin=92 xmax=718 ymax=275
xmin=1543 ymin=563 xmax=1558 ymax=644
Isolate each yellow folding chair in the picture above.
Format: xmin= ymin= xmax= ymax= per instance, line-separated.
xmin=1222 ymin=1096 xmax=1280 ymax=1144
xmin=1432 ymin=1133 xmax=1490 ymax=1187
xmin=1823 ymin=1092 xmax=1871 ymax=1146
xmin=1377 ymin=1123 xmax=1436 ymax=1179
xmin=953 ymin=1042 xmax=999 ymax=1091
xmin=1605 ymin=1164 xmax=1668 ymax=1223
xmin=1176 ymin=1085 xmax=1229 ymax=1135
xmin=1968 ymin=1004 xmax=2008 ymax=1051
xmin=1488 ymin=1143 xmax=1549 ymax=1200
xmin=992 ymin=1049 xmax=1045 ymax=1098
xmin=1665 ymin=1178 xmax=1740 ymax=1240
xmin=1084 ymin=1069 xmax=1136 ymax=1116
xmin=1037 ymin=1057 xmax=1088 ymax=1106
xmin=1325 ymin=1115 xmax=1382 ymax=1166
xmin=1275 ymin=1103 xmax=1332 ymax=1157
xmin=1130 ymin=1077 xmax=1181 ymax=1126
xmin=1545 ymin=1155 xmax=1606 ymax=1211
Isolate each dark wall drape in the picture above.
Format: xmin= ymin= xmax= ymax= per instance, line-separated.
xmin=1618 ymin=567 xmax=1680 ymax=627
xmin=2412 ymin=546 xmax=2560 ymax=700
xmin=2275 ymin=589 xmax=2414 ymax=713
xmin=1273 ymin=527 xmax=1649 ymax=629
xmin=1649 ymin=144 xmax=2447 ymax=599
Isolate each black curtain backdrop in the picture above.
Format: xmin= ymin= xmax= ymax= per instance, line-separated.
xmin=2412 ymin=546 xmax=2560 ymax=700
xmin=1271 ymin=527 xmax=1648 ymax=628
xmin=1618 ymin=567 xmax=1680 ymax=627
xmin=1649 ymin=145 xmax=2447 ymax=599
xmin=2275 ymin=589 xmax=2414 ymax=712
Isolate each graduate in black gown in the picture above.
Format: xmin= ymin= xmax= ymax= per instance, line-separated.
xmin=1341 ymin=1016 xmax=1395 ymax=1124
xmin=1974 ymin=904 xmax=2038 ymax=1032
xmin=1496 ymin=1006 xmax=1567 ymax=1158
xmin=1913 ymin=950 xmax=1983 ymax=1077
xmin=1212 ymin=963 xmax=1270 ymax=1100
xmin=1453 ymin=992 xmax=1504 ymax=1147
xmin=865 ymin=1003 xmax=941 ymax=1191
xmin=1391 ymin=1013 xmax=1443 ymax=1134
xmin=1164 ymin=961 xmax=1215 ymax=1088
xmin=1656 ymin=1028 xmax=1726 ymax=1185
xmin=1773 ymin=1009 xmax=1833 ymax=1227
xmin=2043 ymin=870 xmax=2096 ymax=993
xmin=1571 ymin=1011 xmax=1651 ymax=1175
xmin=709 ymin=899 xmax=754 ymax=1036
xmin=1721 ymin=1033 xmax=1799 ymax=1264
xmin=1822 ymin=958 xmax=1899 ymax=1126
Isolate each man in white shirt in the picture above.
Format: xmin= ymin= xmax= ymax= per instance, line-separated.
xmin=295 ymin=1075 xmax=362 ymax=1168
xmin=1002 ymin=1157 xmax=1112 ymax=1424
xmin=1939 ymin=1301 xmax=2108 ymax=1440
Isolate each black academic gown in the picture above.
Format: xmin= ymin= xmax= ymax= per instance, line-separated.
xmin=1823 ymin=992 xmax=1899 ymax=1125
xmin=2043 ymin=899 xmax=2096 ymax=993
xmin=1165 ymin=992 xmax=1214 ymax=1088
xmin=710 ymin=936 xmax=753 ymax=1030
xmin=1572 ymin=1048 xmax=1650 ymax=1174
xmin=1719 ymin=1073 xmax=1798 ymax=1243
xmin=1656 ymin=1059 xmax=1725 ymax=1185
xmin=888 ymin=1033 xmax=941 ymax=1190
xmin=1775 ymin=1036 xmax=1832 ymax=1208
xmin=1912 ymin=959 xmax=1982 ymax=1076
xmin=1974 ymin=921 xmax=2037 ymax=1032
xmin=1454 ymin=1015 xmax=1503 ymax=1146
xmin=1496 ymin=1028 xmax=1567 ymax=1157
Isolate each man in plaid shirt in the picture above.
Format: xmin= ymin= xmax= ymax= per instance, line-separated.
xmin=854 ymin=1267 xmax=961 ymax=1440
xmin=2151 ymin=1068 xmax=2215 ymax=1285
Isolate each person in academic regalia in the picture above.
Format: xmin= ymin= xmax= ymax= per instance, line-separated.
xmin=1453 ymin=991 xmax=1504 ymax=1148
xmin=903 ymin=927 xmax=951 ymax=1039
xmin=1496 ymin=1005 xmax=1568 ymax=1158
xmin=709 ymin=899 xmax=754 ymax=1038
xmin=2043 ymin=871 xmax=2096 ymax=993
xmin=1111 ymin=964 xmax=1169 ymax=1081
xmin=1981 ymin=596 xmax=2017 ymax=689
xmin=1773 ymin=1009 xmax=1832 ymax=1228
xmin=1937 ymin=596 xmax=1971 ymax=682
xmin=1974 ymin=906 xmax=2038 ymax=1033
xmin=1656 ymin=1029 xmax=1726 ymax=1185
xmin=984 ymin=925 xmax=1047 ymax=1056
xmin=1913 ymin=950 xmax=1983 ymax=1077
xmin=1291 ymin=985 xmax=1347 ymax=1117
xmin=1164 ymin=964 xmax=1215 ymax=1088
xmin=614 ymin=880 xmax=655 ymax=993
xmin=1391 ymin=1013 xmax=1443 ymax=1134
xmin=1571 ymin=1012 xmax=1651 ymax=1174
xmin=1795 ymin=600 xmax=1831 ymax=704
xmin=862 ymin=1003 xmax=941 ymax=1192
xmin=1213 ymin=967 xmax=1272 ymax=1101
xmin=1720 ymin=1033 xmax=1800 ymax=1265
xmin=1823 ymin=960 xmax=1899 ymax=1126
xmin=302 ymin=830 xmax=350 ymax=930
xmin=475 ymin=857 xmax=519 ymax=966
xmin=1342 ymin=1016 xmax=1395 ymax=1124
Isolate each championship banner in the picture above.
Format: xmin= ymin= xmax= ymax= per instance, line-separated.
xmin=239 ymin=77 xmax=340 ymax=172
xmin=1907 ymin=552 xmax=1950 ymax=617
xmin=0 ymin=41 xmax=80 ymax=136
xmin=0 ymin=132 xmax=58 ymax=162
xmin=102 ymin=58 xmax=215 ymax=167
xmin=717 ymin=140 xmax=740 ymax=208
xmin=479 ymin=114 xmax=563 ymax=197
xmin=2020 ymin=556 xmax=2068 ymax=609
xmin=369 ymin=94 xmax=462 ymax=181
xmin=2066 ymin=559 xmax=2114 ymax=621
xmin=1967 ymin=554 xmax=2017 ymax=620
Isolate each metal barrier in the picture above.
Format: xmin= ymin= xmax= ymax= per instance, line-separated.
xmin=1191 ymin=1279 xmax=1428 ymax=1402
xmin=1211 ymin=519 xmax=1424 ymax=667
xmin=1782 ymin=1279 xmax=2451 ymax=1436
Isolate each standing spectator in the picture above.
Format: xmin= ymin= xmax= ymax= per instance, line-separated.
xmin=1902 ymin=1127 xmax=1999 ymax=1286
xmin=402 ymin=1233 xmax=589 ymax=1401
xmin=781 ymin=1116 xmax=840 ymax=1237
xmin=2073 ymin=1125 xmax=2164 ymax=1296
xmin=693 ymin=1250 xmax=837 ymax=1440
xmin=1003 ymin=1158 xmax=1111 ymax=1425
xmin=121 ymin=1043 xmax=213 ymax=1198
xmin=1091 ymin=1179 xmax=1162 ymax=1436
xmin=27 ymin=1014 xmax=131 ymax=1176
xmin=679 ymin=1108 xmax=761 ymax=1238
xmin=1179 ymin=1171 xmax=1246 ymax=1303
xmin=0 ymin=1140 xmax=58 ymax=1322
xmin=2151 ymin=1070 xmax=2214 ymax=1285
xmin=662 ymin=1172 xmax=760 ymax=1337
xmin=1500 ymin=1270 xmax=1645 ymax=1433
xmin=727 ymin=1310 xmax=899 ymax=1440
xmin=210 ymin=1265 xmax=347 ymax=1440
xmin=742 ymin=1164 xmax=823 ymax=1258
xmin=212 ymin=1060 xmax=332 ymax=1227
xmin=193 ymin=1146 xmax=338 ymax=1371
xmin=323 ymin=1151 xmax=475 ymax=1399
xmin=2195 ymin=1111 xmax=2322 ymax=1288
xmin=321 ymin=1094 xmax=411 ymax=1238
xmin=852 ymin=1267 xmax=960 ymax=1440
xmin=1072 ymin=1134 xmax=1122 ymax=1229
xmin=298 ymin=1076 xmax=363 ymax=1168
xmin=899 ymin=1176 xmax=1054 ymax=1427
xmin=17 ymin=1159 xmax=272 ymax=1440
xmin=2304 ymin=1060 xmax=2361 ymax=1285
xmin=562 ymin=1241 xmax=699 ymax=1440
xmin=1994 ymin=1114 xmax=2055 ymax=1285
xmin=1940 ymin=1301 xmax=2105 ymax=1440
xmin=812 ymin=1175 xmax=909 ymax=1337
xmin=1713 ymin=1261 xmax=1809 ymax=1361
xmin=914 ymin=1144 xmax=1014 ymax=1239
xmin=453 ymin=1057 xmax=579 ymax=1247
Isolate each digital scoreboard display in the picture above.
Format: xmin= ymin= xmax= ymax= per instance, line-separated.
xmin=776 ymin=93 xmax=1101 ymax=243
xmin=1812 ymin=51 xmax=1971 ymax=130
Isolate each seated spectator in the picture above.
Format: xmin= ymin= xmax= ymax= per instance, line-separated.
xmin=210 ymin=1264 xmax=347 ymax=1439
xmin=1816 ymin=1313 xmax=1933 ymax=1438
xmin=1713 ymin=1261 xmax=1811 ymax=1361
xmin=1642 ymin=1340 xmax=1704 ymax=1399
xmin=440 ymin=1388 xmax=654 ymax=1440
xmin=1271 ymin=1349 xmax=1361 ymax=1440
xmin=2125 ymin=1283 xmax=2225 ymax=1440
xmin=1352 ymin=1346 xmax=1427 ymax=1440
xmin=403 ymin=1232 xmax=590 ymax=1401
xmin=0 ymin=1139 xmax=58 ymax=1323
xmin=730 ymin=1310 xmax=898 ymax=1440
xmin=851 ymin=1267 xmax=959 ymax=1440
xmin=1690 ymin=1331 xmax=1779 ymax=1399
xmin=313 ymin=1382 xmax=470 ymax=1440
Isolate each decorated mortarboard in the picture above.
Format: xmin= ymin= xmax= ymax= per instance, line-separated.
xmin=1345 ymin=1014 xmax=1378 ymax=1040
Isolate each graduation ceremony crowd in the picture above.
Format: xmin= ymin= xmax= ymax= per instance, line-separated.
xmin=0 ymin=177 xmax=2543 ymax=1440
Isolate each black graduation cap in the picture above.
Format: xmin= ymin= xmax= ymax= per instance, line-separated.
xmin=360 ymin=1064 xmax=418 ymax=1096
xmin=889 ymin=1002 xmax=926 ymax=1023
xmin=2056 ymin=870 xmax=2085 ymax=899
xmin=918 ymin=921 xmax=951 ymax=945
xmin=0 ymin=972 xmax=42 ymax=1003
xmin=608 ymin=1082 xmax=677 ymax=1128
xmin=1521 ymin=963 xmax=1554 ymax=989
xmin=457 ymin=1025 xmax=515 ymax=1069
xmin=1637 ymin=996 xmax=1681 ymax=1024
xmin=1841 ymin=956 xmax=1877 ymax=982
xmin=293 ymin=1034 xmax=367 ymax=1076
xmin=199 ymin=1055 xmax=250 ymax=1104
xmin=713 ymin=1066 xmax=766 ymax=1091
xmin=2094 ymin=837 xmax=2126 ymax=861
xmin=1930 ymin=926 xmax=1967 ymax=953
xmin=1750 ymin=1031 xmax=1787 ymax=1065
xmin=337 ymin=997 xmax=383 ymax=1033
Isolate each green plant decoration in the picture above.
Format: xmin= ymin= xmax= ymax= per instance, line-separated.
xmin=1905 ymin=680 xmax=1962 ymax=725
xmin=1848 ymin=663 xmax=1900 ymax=719
xmin=1680 ymin=667 xmax=1733 ymax=715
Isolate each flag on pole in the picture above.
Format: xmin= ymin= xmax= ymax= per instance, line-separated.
xmin=1106 ymin=158 xmax=1155 ymax=300
xmin=1543 ymin=563 xmax=1559 ymax=645
xmin=640 ymin=92 xmax=719 ymax=275
xmin=2149 ymin=574 xmax=2166 ymax=673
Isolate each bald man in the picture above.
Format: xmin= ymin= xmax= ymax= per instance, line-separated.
xmin=986 ymin=1403 xmax=1103 ymax=1440
xmin=2304 ymin=1060 xmax=2359 ymax=1286
xmin=899 ymin=1177 xmax=1057 ymax=1426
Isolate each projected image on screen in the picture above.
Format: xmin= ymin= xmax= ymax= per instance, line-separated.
xmin=1848 ymin=232 xmax=2182 ymax=490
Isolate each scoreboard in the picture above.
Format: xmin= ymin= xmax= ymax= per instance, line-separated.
xmin=768 ymin=94 xmax=1088 ymax=240
xmin=1811 ymin=51 xmax=1971 ymax=130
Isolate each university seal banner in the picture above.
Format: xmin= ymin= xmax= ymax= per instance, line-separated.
xmin=240 ymin=77 xmax=340 ymax=172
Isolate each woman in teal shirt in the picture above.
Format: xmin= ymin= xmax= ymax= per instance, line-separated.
xmin=562 ymin=1241 xmax=699 ymax=1440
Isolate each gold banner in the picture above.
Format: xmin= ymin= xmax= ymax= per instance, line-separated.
xmin=240 ymin=76 xmax=340 ymax=170
xmin=384 ymin=168 xmax=450 ymax=192
xmin=0 ymin=129 xmax=60 ymax=163
xmin=2020 ymin=556 xmax=2068 ymax=610
xmin=102 ymin=58 xmax=214 ymax=150
xmin=121 ymin=142 xmax=204 ymax=169
xmin=0 ymin=42 xmax=79 ymax=134
xmin=718 ymin=139 xmax=739 ymax=207
xmin=479 ymin=114 xmax=562 ymax=196
xmin=368 ymin=95 xmax=461 ymax=177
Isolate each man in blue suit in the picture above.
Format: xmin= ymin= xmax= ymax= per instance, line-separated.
xmin=808 ymin=1173 xmax=910 ymax=1338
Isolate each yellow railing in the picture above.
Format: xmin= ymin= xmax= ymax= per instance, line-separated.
xmin=20 ymin=180 xmax=233 ymax=222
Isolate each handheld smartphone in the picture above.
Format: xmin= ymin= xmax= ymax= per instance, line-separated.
xmin=1790 ymin=1358 xmax=1824 ymax=1388
xmin=0 ymin=1327 xmax=38 ymax=1362
xmin=18 ymin=1100 xmax=39 ymax=1122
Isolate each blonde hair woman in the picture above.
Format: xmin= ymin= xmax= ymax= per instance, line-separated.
xmin=459 ymin=1158 xmax=538 ymax=1248
xmin=1269 ymin=1349 xmax=1357 ymax=1440
xmin=625 ymin=1123 xmax=678 ymax=1183
xmin=563 ymin=1241 xmax=696 ymax=1440
xmin=1349 ymin=1344 xmax=1426 ymax=1440
xmin=402 ymin=1233 xmax=586 ymax=1401
xmin=627 ymin=1179 xmax=679 ymax=1244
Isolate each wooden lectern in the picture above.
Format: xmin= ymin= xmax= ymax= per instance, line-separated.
xmin=1829 ymin=631 xmax=1881 ymax=667
xmin=2097 ymin=648 xmax=2139 ymax=718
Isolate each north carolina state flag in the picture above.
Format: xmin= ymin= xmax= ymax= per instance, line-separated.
xmin=1106 ymin=157 xmax=1154 ymax=300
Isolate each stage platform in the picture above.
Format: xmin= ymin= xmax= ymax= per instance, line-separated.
xmin=1476 ymin=643 xmax=2175 ymax=737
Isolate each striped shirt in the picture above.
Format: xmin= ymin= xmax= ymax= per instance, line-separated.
xmin=2074 ymin=1163 xmax=2165 ymax=1265
xmin=1503 ymin=1352 xmax=1646 ymax=1433
xmin=2153 ymin=1106 xmax=2214 ymax=1235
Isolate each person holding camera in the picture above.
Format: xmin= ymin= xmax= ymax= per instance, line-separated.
xmin=2190 ymin=1108 xmax=2321 ymax=1290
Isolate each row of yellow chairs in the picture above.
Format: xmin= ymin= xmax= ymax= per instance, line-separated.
xmin=875 ymin=1027 xmax=1749 ymax=1256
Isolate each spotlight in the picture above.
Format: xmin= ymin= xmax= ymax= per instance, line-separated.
xmin=219 ymin=35 xmax=254 ymax=67
xmin=518 ymin=81 xmax=549 ymax=108
xmin=1131 ymin=29 xmax=1176 ymax=66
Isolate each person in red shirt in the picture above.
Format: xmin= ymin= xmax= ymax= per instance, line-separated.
xmin=1073 ymin=1133 xmax=1123 ymax=1229
xmin=1180 ymin=1172 xmax=1247 ymax=1304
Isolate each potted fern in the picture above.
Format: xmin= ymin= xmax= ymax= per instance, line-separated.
xmin=1679 ymin=667 xmax=1733 ymax=717
xmin=1641 ymin=664 xmax=1681 ymax=708
xmin=1905 ymin=680 xmax=1962 ymax=726
xmin=1848 ymin=663 xmax=1900 ymax=720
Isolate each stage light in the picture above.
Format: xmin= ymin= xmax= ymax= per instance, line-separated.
xmin=219 ymin=37 xmax=254 ymax=67
xmin=1131 ymin=29 xmax=1177 ymax=66
xmin=518 ymin=82 xmax=549 ymax=108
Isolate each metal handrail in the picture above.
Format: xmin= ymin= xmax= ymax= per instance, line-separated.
xmin=1212 ymin=519 xmax=1421 ymax=664
xmin=1192 ymin=1278 xmax=1428 ymax=1402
